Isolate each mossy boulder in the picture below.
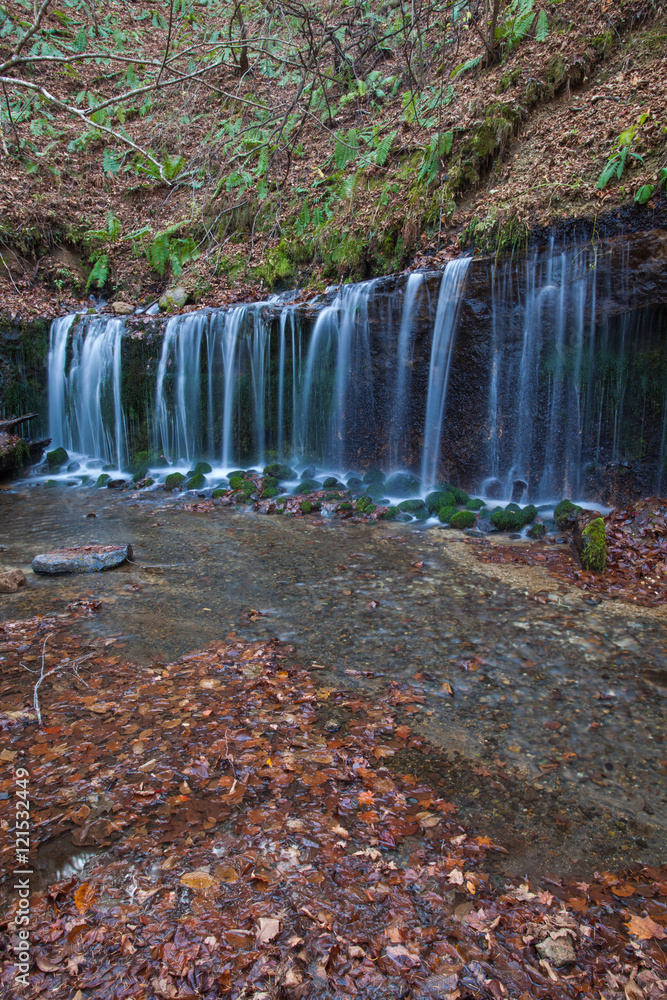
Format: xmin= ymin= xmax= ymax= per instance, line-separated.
xmin=212 ymin=489 xmax=226 ymax=499
xmin=165 ymin=472 xmax=186 ymax=490
xmin=466 ymin=498 xmax=485 ymax=511
xmin=132 ymin=467 xmax=149 ymax=483
xmin=140 ymin=478 xmax=155 ymax=489
xmin=186 ymin=473 xmax=206 ymax=490
xmin=322 ymin=476 xmax=339 ymax=488
xmin=96 ymin=473 xmax=111 ymax=487
xmin=438 ymin=505 xmax=458 ymax=524
xmin=356 ymin=495 xmax=376 ymax=515
xmin=528 ymin=522 xmax=546 ymax=540
xmin=449 ymin=486 xmax=470 ymax=505
xmin=380 ymin=506 xmax=399 ymax=519
xmin=262 ymin=487 xmax=279 ymax=498
xmin=363 ymin=468 xmax=386 ymax=485
xmin=347 ymin=477 xmax=364 ymax=490
xmin=490 ymin=505 xmax=537 ymax=531
xmin=294 ymin=479 xmax=322 ymax=494
xmin=425 ymin=491 xmax=456 ymax=515
xmin=554 ymin=499 xmax=583 ymax=531
xmin=451 ymin=510 xmax=476 ymax=530
xmin=46 ymin=446 xmax=69 ymax=469
xmin=229 ymin=470 xmax=247 ymax=480
xmin=192 ymin=461 xmax=212 ymax=476
xmin=385 ymin=472 xmax=421 ymax=497
xmin=262 ymin=475 xmax=279 ymax=489
xmin=264 ymin=463 xmax=297 ymax=481
xmin=46 ymin=479 xmax=59 ymax=488
xmin=364 ymin=482 xmax=387 ymax=501
xmin=229 ymin=475 xmax=246 ymax=490
xmin=398 ymin=499 xmax=428 ymax=520
xmin=576 ymin=516 xmax=606 ymax=573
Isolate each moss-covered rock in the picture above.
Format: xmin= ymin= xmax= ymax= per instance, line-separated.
xmin=140 ymin=478 xmax=155 ymax=489
xmin=356 ymin=495 xmax=376 ymax=515
xmin=363 ymin=468 xmax=386 ymax=485
xmin=165 ymin=472 xmax=186 ymax=490
xmin=385 ymin=472 xmax=421 ymax=497
xmin=322 ymin=476 xmax=339 ymax=488
xmin=212 ymin=489 xmax=226 ymax=499
xmin=380 ymin=506 xmax=399 ymax=519
xmin=262 ymin=475 xmax=279 ymax=489
xmin=46 ymin=446 xmax=69 ymax=469
xmin=186 ymin=473 xmax=206 ymax=489
xmin=228 ymin=475 xmax=246 ymax=490
xmin=294 ymin=479 xmax=322 ymax=494
xmin=449 ymin=486 xmax=470 ymax=505
xmin=229 ymin=470 xmax=247 ymax=480
xmin=490 ymin=505 xmax=537 ymax=531
xmin=437 ymin=505 xmax=457 ymax=524
xmin=398 ymin=499 xmax=428 ymax=520
xmin=554 ymin=499 xmax=583 ymax=531
xmin=579 ymin=517 xmax=606 ymax=573
xmin=96 ymin=473 xmax=111 ymax=487
xmin=425 ymin=490 xmax=456 ymax=514
xmin=466 ymin=498 xmax=485 ymax=511
xmin=264 ymin=463 xmax=297 ymax=481
xmin=192 ymin=461 xmax=212 ymax=475
xmin=347 ymin=477 xmax=364 ymax=490
xmin=132 ymin=467 xmax=149 ymax=483
xmin=528 ymin=522 xmax=546 ymax=539
xmin=450 ymin=510 xmax=476 ymax=529
xmin=262 ymin=486 xmax=279 ymax=498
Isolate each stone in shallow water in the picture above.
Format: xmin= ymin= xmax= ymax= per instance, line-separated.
xmin=0 ymin=568 xmax=26 ymax=593
xmin=32 ymin=544 xmax=133 ymax=575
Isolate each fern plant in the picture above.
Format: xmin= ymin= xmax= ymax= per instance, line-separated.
xmin=417 ymin=132 xmax=454 ymax=186
xmin=86 ymin=254 xmax=109 ymax=291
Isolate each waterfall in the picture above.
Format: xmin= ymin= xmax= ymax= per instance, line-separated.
xmin=420 ymin=258 xmax=471 ymax=490
xmin=43 ymin=241 xmax=667 ymax=498
xmin=48 ymin=314 xmax=128 ymax=468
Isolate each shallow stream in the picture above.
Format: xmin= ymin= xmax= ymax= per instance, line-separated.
xmin=1 ymin=482 xmax=665 ymax=882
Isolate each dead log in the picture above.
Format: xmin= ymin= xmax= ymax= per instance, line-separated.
xmin=0 ymin=412 xmax=38 ymax=433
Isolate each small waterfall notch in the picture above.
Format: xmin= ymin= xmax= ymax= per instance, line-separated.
xmin=45 ymin=236 xmax=667 ymax=499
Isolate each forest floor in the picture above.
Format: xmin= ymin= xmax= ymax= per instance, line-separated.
xmin=0 ymin=1 xmax=666 ymax=320
xmin=0 ymin=602 xmax=666 ymax=1000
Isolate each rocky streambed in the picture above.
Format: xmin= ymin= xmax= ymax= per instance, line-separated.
xmin=1 ymin=481 xmax=665 ymax=881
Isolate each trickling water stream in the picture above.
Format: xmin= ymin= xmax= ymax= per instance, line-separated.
xmin=45 ymin=237 xmax=667 ymax=500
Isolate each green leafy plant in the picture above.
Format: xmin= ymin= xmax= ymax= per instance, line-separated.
xmin=86 ymin=253 xmax=109 ymax=291
xmin=147 ymin=229 xmax=199 ymax=277
xmin=597 ymin=112 xmax=650 ymax=189
xmin=417 ymin=131 xmax=453 ymax=185
xmin=634 ymin=166 xmax=667 ymax=205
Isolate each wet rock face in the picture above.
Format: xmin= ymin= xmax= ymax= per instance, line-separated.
xmin=31 ymin=544 xmax=133 ymax=574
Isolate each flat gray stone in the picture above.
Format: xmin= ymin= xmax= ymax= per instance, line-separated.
xmin=32 ymin=544 xmax=133 ymax=575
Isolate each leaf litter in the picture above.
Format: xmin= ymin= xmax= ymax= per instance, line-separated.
xmin=0 ymin=603 xmax=666 ymax=998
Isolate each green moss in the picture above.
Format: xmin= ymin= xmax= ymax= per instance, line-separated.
xmin=262 ymin=487 xmax=279 ymax=498
xmin=398 ymin=499 xmax=428 ymax=520
xmin=580 ymin=517 xmax=606 ymax=573
xmin=490 ymin=505 xmax=537 ymax=531
xmin=294 ymin=479 xmax=322 ymax=494
xmin=96 ymin=473 xmax=111 ymax=487
xmin=300 ymin=500 xmax=313 ymax=513
xmin=132 ymin=467 xmax=149 ymax=483
xmin=165 ymin=472 xmax=186 ymax=490
xmin=450 ymin=510 xmax=476 ymax=529
xmin=363 ymin=468 xmax=386 ymax=485
xmin=337 ymin=501 xmax=353 ymax=510
xmin=356 ymin=495 xmax=376 ymax=515
xmin=554 ymin=498 xmax=582 ymax=531
xmin=380 ymin=506 xmax=399 ymax=519
xmin=46 ymin=446 xmax=69 ymax=469
xmin=263 ymin=463 xmax=296 ymax=481
xmin=426 ymin=490 xmax=456 ymax=514
xmin=262 ymin=475 xmax=279 ymax=489
xmin=528 ymin=522 xmax=546 ymax=539
xmin=141 ymin=478 xmax=155 ymax=488
xmin=465 ymin=498 xmax=485 ymax=511
xmin=438 ymin=505 xmax=457 ymax=524
xmin=186 ymin=473 xmax=206 ymax=489
xmin=192 ymin=461 xmax=212 ymax=475
xmin=212 ymin=489 xmax=226 ymax=499
xmin=229 ymin=475 xmax=246 ymax=490
xmin=322 ymin=476 xmax=339 ymax=488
